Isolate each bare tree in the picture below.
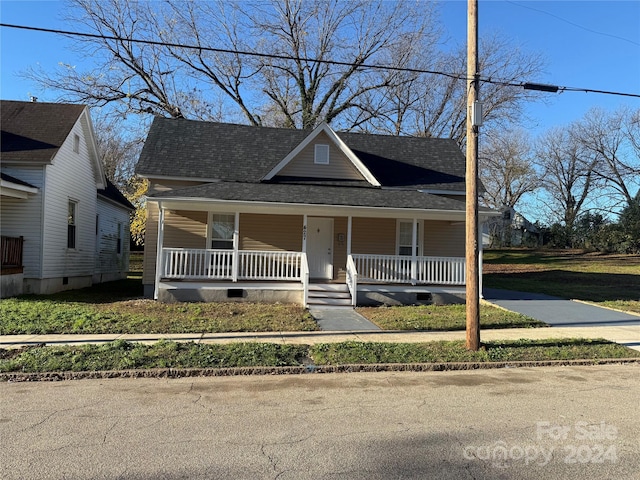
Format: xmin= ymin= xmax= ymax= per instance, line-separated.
xmin=27 ymin=0 xmax=544 ymax=137
xmin=479 ymin=128 xmax=538 ymax=209
xmin=351 ymin=34 xmax=545 ymax=145
xmin=534 ymin=125 xmax=600 ymax=238
xmin=572 ymin=106 xmax=640 ymax=209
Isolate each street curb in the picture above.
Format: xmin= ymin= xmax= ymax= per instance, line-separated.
xmin=2 ymin=357 xmax=639 ymax=382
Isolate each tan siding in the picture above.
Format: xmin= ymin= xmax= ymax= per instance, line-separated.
xmin=424 ymin=220 xmax=465 ymax=256
xmin=279 ymin=131 xmax=364 ymax=180
xmin=240 ymin=214 xmax=302 ymax=251
xmin=164 ymin=210 xmax=207 ymax=248
xmin=351 ymin=218 xmax=396 ymax=255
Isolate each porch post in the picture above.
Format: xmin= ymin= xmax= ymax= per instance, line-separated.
xmin=232 ymin=211 xmax=239 ymax=282
xmin=346 ymin=216 xmax=352 ymax=256
xmin=153 ymin=203 xmax=165 ymax=300
xmin=411 ymin=218 xmax=418 ymax=285
xmin=302 ymin=214 xmax=308 ymax=253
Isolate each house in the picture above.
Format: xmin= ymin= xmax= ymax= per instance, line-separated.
xmin=1 ymin=100 xmax=134 ymax=297
xmin=137 ymin=118 xmax=496 ymax=307
xmin=483 ymin=206 xmax=542 ymax=248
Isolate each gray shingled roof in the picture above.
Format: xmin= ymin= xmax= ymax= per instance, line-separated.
xmin=1 ymin=100 xmax=86 ymax=164
xmin=136 ymin=117 xmax=467 ymax=191
xmin=152 ymin=181 xmax=467 ymax=211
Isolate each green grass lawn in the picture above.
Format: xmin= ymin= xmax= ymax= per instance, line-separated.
xmin=358 ymin=304 xmax=545 ymax=330
xmin=1 ymin=338 xmax=637 ymax=374
xmin=483 ymin=249 xmax=640 ymax=312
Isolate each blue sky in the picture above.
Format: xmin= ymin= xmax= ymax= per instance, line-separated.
xmin=1 ymin=0 xmax=639 ymax=135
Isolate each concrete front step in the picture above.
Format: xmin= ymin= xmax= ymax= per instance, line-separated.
xmin=308 ymin=283 xmax=352 ymax=306
xmin=307 ymin=297 xmax=353 ymax=307
xmin=308 ymin=283 xmax=349 ymax=292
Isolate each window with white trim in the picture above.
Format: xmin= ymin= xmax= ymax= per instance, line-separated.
xmin=73 ymin=134 xmax=80 ymax=153
xmin=210 ymin=214 xmax=235 ymax=249
xmin=314 ymin=144 xmax=329 ymax=164
xmin=68 ymin=200 xmax=77 ymax=249
xmin=397 ymin=220 xmax=421 ymax=256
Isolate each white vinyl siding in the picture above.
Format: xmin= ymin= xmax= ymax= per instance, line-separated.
xmin=278 ymin=131 xmax=364 ymax=180
xmin=0 ymin=166 xmax=45 ymax=277
xmin=95 ymin=196 xmax=132 ymax=277
xmin=40 ymin=116 xmax=98 ymax=278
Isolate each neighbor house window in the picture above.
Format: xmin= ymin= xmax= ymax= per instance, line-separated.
xmin=397 ymin=220 xmax=421 ymax=256
xmin=210 ymin=214 xmax=235 ymax=249
xmin=68 ymin=200 xmax=77 ymax=249
xmin=314 ymin=144 xmax=329 ymax=164
xmin=116 ymin=222 xmax=123 ymax=254
xmin=73 ymin=134 xmax=80 ymax=153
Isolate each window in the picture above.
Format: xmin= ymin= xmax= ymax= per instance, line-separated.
xmin=116 ymin=223 xmax=122 ymax=255
xmin=314 ymin=144 xmax=329 ymax=164
xmin=68 ymin=200 xmax=77 ymax=249
xmin=210 ymin=214 xmax=235 ymax=249
xmin=397 ymin=220 xmax=421 ymax=256
xmin=73 ymin=134 xmax=80 ymax=153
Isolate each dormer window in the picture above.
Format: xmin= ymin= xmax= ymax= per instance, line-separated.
xmin=314 ymin=144 xmax=329 ymax=164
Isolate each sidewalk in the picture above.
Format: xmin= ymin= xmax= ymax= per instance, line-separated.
xmin=2 ymin=325 xmax=640 ymax=351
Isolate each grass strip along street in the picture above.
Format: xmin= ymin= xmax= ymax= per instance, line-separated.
xmin=1 ymin=339 xmax=638 ymax=374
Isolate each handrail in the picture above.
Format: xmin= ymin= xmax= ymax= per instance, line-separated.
xmin=346 ymin=254 xmax=358 ymax=307
xmin=300 ymin=252 xmax=309 ymax=307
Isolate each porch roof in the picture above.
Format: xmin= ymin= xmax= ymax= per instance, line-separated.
xmin=150 ymin=180 xmax=470 ymax=212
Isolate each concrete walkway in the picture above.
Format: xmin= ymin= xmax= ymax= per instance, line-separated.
xmin=2 ymin=325 xmax=640 ymax=351
xmin=308 ymin=306 xmax=381 ymax=331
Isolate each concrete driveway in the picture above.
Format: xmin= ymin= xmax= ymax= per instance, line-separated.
xmin=483 ymin=288 xmax=640 ymax=327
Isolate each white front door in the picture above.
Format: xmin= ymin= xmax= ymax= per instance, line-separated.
xmin=307 ymin=217 xmax=333 ymax=279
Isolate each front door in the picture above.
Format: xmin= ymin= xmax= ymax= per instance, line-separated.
xmin=307 ymin=217 xmax=333 ymax=279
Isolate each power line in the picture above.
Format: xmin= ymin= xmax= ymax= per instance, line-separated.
xmin=2 ymin=22 xmax=640 ymax=99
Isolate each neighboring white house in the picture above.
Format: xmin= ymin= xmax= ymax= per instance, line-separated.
xmin=483 ymin=206 xmax=542 ymax=248
xmin=1 ymin=100 xmax=134 ymax=297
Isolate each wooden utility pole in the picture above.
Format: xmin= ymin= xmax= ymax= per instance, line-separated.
xmin=465 ymin=0 xmax=480 ymax=351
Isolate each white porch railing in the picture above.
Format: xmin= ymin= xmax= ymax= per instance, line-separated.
xmin=162 ymin=248 xmax=305 ymax=281
xmin=351 ymin=254 xmax=465 ymax=285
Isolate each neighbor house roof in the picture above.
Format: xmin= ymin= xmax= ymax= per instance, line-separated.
xmin=136 ymin=117 xmax=467 ymax=192
xmin=1 ymin=100 xmax=86 ymax=164
xmin=98 ymin=177 xmax=135 ymax=210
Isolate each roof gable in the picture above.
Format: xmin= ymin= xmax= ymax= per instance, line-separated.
xmin=0 ymin=100 xmax=105 ymax=189
xmin=1 ymin=100 xmax=85 ymax=164
xmin=136 ymin=118 xmax=467 ymax=192
xmin=262 ymin=123 xmax=381 ymax=186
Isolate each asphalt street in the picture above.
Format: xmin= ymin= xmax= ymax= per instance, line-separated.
xmin=2 ymin=364 xmax=639 ymax=479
